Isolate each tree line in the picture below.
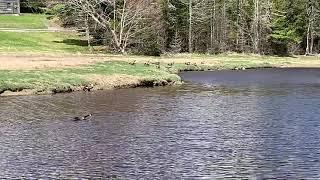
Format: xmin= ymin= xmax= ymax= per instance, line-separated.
xmin=23 ymin=0 xmax=320 ymax=56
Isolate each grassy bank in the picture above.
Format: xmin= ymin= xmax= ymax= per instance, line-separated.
xmin=0 ymin=14 xmax=48 ymax=29
xmin=0 ymin=61 xmax=180 ymax=96
xmin=0 ymin=32 xmax=90 ymax=53
xmin=160 ymin=53 xmax=320 ymax=70
xmin=0 ymin=53 xmax=319 ymax=96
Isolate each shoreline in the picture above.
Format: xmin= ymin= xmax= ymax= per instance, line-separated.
xmin=0 ymin=77 xmax=179 ymax=97
xmin=1 ymin=54 xmax=320 ymax=97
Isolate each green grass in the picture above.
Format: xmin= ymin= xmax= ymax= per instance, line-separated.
xmin=158 ymin=53 xmax=320 ymax=71
xmin=0 ymin=14 xmax=48 ymax=29
xmin=1 ymin=54 xmax=320 ymax=96
xmin=0 ymin=61 xmax=180 ymax=94
xmin=0 ymin=31 xmax=90 ymax=53
xmin=0 ymin=14 xmax=91 ymax=53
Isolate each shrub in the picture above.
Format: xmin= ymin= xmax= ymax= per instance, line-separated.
xmin=45 ymin=4 xmax=66 ymax=15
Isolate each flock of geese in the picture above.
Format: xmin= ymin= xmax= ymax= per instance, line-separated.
xmin=128 ymin=60 xmax=248 ymax=71
xmin=128 ymin=60 xmax=205 ymax=69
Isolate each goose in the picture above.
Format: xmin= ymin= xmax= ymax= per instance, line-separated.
xmin=167 ymin=62 xmax=174 ymax=67
xmin=83 ymin=84 xmax=94 ymax=92
xmin=129 ymin=60 xmax=137 ymax=65
xmin=144 ymin=61 xmax=150 ymax=66
xmin=152 ymin=61 xmax=160 ymax=66
xmin=73 ymin=114 xmax=92 ymax=121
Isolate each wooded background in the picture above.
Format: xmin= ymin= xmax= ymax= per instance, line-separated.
xmin=21 ymin=0 xmax=320 ymax=56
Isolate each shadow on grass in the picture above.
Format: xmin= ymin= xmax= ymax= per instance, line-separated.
xmin=53 ymin=39 xmax=88 ymax=46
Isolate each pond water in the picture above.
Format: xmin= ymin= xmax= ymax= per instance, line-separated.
xmin=0 ymin=68 xmax=319 ymax=179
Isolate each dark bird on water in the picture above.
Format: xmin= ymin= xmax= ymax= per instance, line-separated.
xmin=73 ymin=114 xmax=92 ymax=121
xmin=83 ymin=84 xmax=94 ymax=92
xmin=185 ymin=62 xmax=191 ymax=65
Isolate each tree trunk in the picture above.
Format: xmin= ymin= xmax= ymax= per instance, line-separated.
xmin=84 ymin=15 xmax=92 ymax=52
xmin=113 ymin=0 xmax=116 ymax=33
xmin=236 ymin=0 xmax=240 ymax=50
xmin=310 ymin=3 xmax=315 ymax=54
xmin=305 ymin=1 xmax=312 ymax=55
xmin=310 ymin=30 xmax=314 ymax=54
xmin=253 ymin=0 xmax=260 ymax=53
xmin=222 ymin=0 xmax=227 ymax=52
xmin=189 ymin=0 xmax=193 ymax=53
xmin=306 ymin=23 xmax=310 ymax=55
xmin=210 ymin=0 xmax=216 ymax=53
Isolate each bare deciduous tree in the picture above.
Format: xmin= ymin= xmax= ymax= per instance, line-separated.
xmin=68 ymin=0 xmax=160 ymax=53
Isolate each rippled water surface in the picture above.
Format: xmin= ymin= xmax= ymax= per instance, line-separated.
xmin=0 ymin=68 xmax=320 ymax=179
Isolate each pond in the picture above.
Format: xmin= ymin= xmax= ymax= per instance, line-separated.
xmin=0 ymin=68 xmax=319 ymax=179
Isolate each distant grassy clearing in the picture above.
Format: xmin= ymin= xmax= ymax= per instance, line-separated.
xmin=0 ymin=14 xmax=48 ymax=29
xmin=0 ymin=31 xmax=90 ymax=53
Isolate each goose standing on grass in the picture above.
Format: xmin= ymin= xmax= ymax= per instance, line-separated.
xmin=144 ymin=60 xmax=151 ymax=66
xmin=129 ymin=60 xmax=137 ymax=65
xmin=167 ymin=62 xmax=174 ymax=67
xmin=73 ymin=114 xmax=92 ymax=121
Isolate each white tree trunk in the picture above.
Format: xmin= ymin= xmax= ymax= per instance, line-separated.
xmin=253 ymin=0 xmax=260 ymax=53
xmin=189 ymin=0 xmax=193 ymax=53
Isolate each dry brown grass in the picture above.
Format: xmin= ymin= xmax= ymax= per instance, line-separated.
xmin=1 ymin=53 xmax=320 ymax=71
xmin=0 ymin=53 xmax=220 ymax=70
xmin=0 ymin=54 xmax=106 ymax=70
xmin=0 ymin=89 xmax=36 ymax=96
xmin=87 ymin=74 xmax=141 ymax=90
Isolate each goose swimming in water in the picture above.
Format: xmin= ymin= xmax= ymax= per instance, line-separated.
xmin=73 ymin=114 xmax=92 ymax=121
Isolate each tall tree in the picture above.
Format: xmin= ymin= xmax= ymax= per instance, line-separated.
xmin=68 ymin=0 xmax=161 ymax=53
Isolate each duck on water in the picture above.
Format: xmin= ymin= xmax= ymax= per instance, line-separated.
xmin=73 ymin=114 xmax=92 ymax=121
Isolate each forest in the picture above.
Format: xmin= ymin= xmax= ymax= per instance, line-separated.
xmin=21 ymin=0 xmax=320 ymax=56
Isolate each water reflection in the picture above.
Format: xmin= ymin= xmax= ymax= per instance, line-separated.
xmin=0 ymin=68 xmax=320 ymax=179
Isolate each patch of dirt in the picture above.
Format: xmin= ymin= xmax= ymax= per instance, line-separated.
xmin=0 ymin=54 xmax=107 ymax=70
xmin=0 ymin=89 xmax=36 ymax=96
xmin=0 ymin=53 xmax=216 ymax=70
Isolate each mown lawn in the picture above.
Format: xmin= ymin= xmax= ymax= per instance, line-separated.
xmin=0 ymin=14 xmax=48 ymax=29
xmin=0 ymin=31 xmax=90 ymax=53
